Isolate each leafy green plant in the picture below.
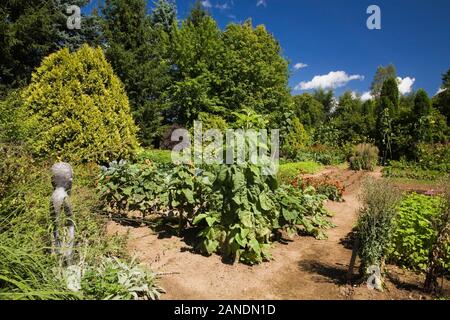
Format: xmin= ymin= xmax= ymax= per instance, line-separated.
xmin=275 ymin=185 xmax=334 ymax=240
xmin=382 ymin=161 xmax=445 ymax=180
xmin=349 ymin=143 xmax=379 ymax=171
xmin=389 ymin=193 xmax=450 ymax=272
xmin=98 ymin=160 xmax=168 ymax=217
xmin=167 ymin=164 xmax=215 ymax=233
xmin=295 ymin=144 xmax=349 ymax=165
xmin=277 ymin=161 xmax=323 ymax=184
xmin=356 ymin=178 xmax=401 ymax=277
xmin=294 ymin=175 xmax=345 ymax=202
xmin=137 ymin=149 xmax=174 ymax=165
xmin=281 ymin=116 xmax=310 ymax=159
xmin=80 ymin=257 xmax=163 ymax=300
xmin=193 ymin=163 xmax=278 ymax=264
xmin=193 ymin=163 xmax=333 ymax=264
xmin=415 ymin=143 xmax=450 ymax=172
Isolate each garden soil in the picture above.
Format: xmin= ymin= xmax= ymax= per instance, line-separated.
xmin=106 ymin=167 xmax=449 ymax=300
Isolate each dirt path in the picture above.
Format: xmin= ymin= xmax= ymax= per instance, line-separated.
xmin=106 ymin=167 xmax=447 ymax=300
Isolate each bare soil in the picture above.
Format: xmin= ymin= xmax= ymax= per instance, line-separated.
xmin=106 ymin=167 xmax=449 ymax=300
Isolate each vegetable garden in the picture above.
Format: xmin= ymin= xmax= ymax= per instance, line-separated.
xmin=1 ymin=0 xmax=449 ymax=300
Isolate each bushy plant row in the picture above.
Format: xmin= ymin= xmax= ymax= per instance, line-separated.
xmin=293 ymin=175 xmax=345 ymax=202
xmin=98 ymin=160 xmax=334 ymax=265
xmin=382 ymin=161 xmax=446 ymax=181
xmin=389 ymin=193 xmax=450 ymax=272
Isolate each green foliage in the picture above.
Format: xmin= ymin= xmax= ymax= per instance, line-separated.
xmin=414 ymin=89 xmax=432 ymax=117
xmin=292 ymin=94 xmax=325 ymax=128
xmin=21 ymin=45 xmax=139 ymax=163
xmin=295 ymin=144 xmax=349 ymax=166
xmin=0 ymin=0 xmax=101 ymax=94
xmin=98 ymin=160 xmax=167 ymax=216
xmin=277 ymin=162 xmax=323 ymax=184
xmin=332 ymin=92 xmax=376 ymax=144
xmin=194 ymin=164 xmax=279 ymax=264
xmin=219 ymin=21 xmax=291 ymax=117
xmin=0 ymin=144 xmax=35 ymax=202
xmin=97 ymin=157 xmax=333 ymax=265
xmin=81 ymin=257 xmax=163 ymax=300
xmin=169 ymin=17 xmax=291 ymax=126
xmin=0 ymin=153 xmax=147 ymax=300
xmin=376 ymin=78 xmax=399 ymax=163
xmin=356 ymin=179 xmax=401 ymax=275
xmin=232 ymin=109 xmax=268 ymax=129
xmin=349 ymin=143 xmax=379 ymax=171
xmin=0 ymin=90 xmax=28 ymax=143
xmin=370 ymin=64 xmax=397 ymax=98
xmin=150 ymin=0 xmax=177 ymax=34
xmin=167 ymin=164 xmax=213 ymax=232
xmin=389 ymin=193 xmax=449 ymax=272
xmin=433 ymin=69 xmax=450 ymax=125
xmin=274 ymin=185 xmax=334 ymax=240
xmin=197 ymin=112 xmax=228 ymax=131
xmin=296 ymin=175 xmax=345 ymax=202
xmin=137 ymin=149 xmax=174 ymax=165
xmin=415 ymin=143 xmax=450 ymax=172
xmin=382 ymin=161 xmax=445 ymax=181
xmin=103 ymin=0 xmax=172 ymax=146
xmin=281 ymin=117 xmax=310 ymax=159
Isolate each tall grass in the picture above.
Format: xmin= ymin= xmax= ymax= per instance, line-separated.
xmin=356 ymin=178 xmax=401 ymax=276
xmin=0 ymin=150 xmax=127 ymax=299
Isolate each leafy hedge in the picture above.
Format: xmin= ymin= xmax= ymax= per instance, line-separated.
xmin=389 ymin=193 xmax=450 ymax=272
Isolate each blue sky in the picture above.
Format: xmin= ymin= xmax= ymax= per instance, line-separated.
xmin=84 ymin=0 xmax=450 ymax=98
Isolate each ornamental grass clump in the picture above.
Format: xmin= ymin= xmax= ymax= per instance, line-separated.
xmin=356 ymin=178 xmax=401 ymax=279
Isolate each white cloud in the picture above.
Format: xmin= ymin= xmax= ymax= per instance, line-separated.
xmin=293 ymin=62 xmax=308 ymax=70
xmin=201 ymin=0 xmax=212 ymax=8
xmin=215 ymin=1 xmax=232 ymax=10
xmin=397 ymin=76 xmax=415 ymax=95
xmin=361 ymin=91 xmax=373 ymax=101
xmin=256 ymin=0 xmax=267 ymax=7
xmin=295 ymin=71 xmax=364 ymax=91
xmin=435 ymin=87 xmax=447 ymax=96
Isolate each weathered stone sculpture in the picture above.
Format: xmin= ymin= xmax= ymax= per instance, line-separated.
xmin=50 ymin=162 xmax=74 ymax=263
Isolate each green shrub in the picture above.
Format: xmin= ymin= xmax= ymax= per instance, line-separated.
xmin=0 ymin=90 xmax=29 ymax=143
xmin=415 ymin=143 xmax=450 ymax=172
xmin=389 ymin=193 xmax=450 ymax=272
xmin=21 ymin=45 xmax=139 ymax=163
xmin=277 ymin=161 xmax=323 ymax=184
xmin=193 ymin=163 xmax=333 ymax=264
xmin=0 ymin=144 xmax=36 ymax=201
xmin=98 ymin=160 xmax=168 ymax=217
xmin=137 ymin=149 xmax=173 ymax=165
xmin=295 ymin=144 xmax=349 ymax=165
xmin=197 ymin=112 xmax=228 ymax=131
xmin=356 ymin=178 xmax=401 ymax=276
xmin=382 ymin=161 xmax=445 ymax=180
xmin=281 ymin=116 xmax=310 ymax=159
xmin=295 ymin=175 xmax=345 ymax=202
xmin=349 ymin=143 xmax=379 ymax=171
xmin=80 ymin=257 xmax=163 ymax=300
